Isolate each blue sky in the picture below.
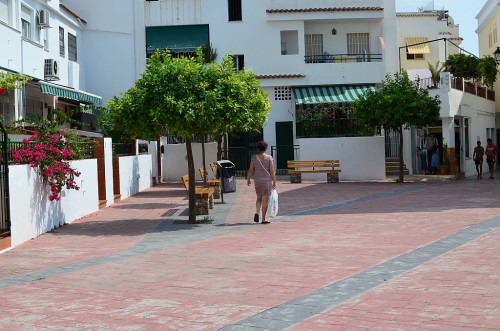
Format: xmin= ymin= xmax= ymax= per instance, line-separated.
xmin=396 ymin=0 xmax=487 ymax=56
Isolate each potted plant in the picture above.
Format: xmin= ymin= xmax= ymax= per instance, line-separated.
xmin=428 ymin=61 xmax=443 ymax=88
xmin=440 ymin=143 xmax=450 ymax=175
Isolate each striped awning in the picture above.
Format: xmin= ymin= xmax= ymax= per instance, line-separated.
xmin=40 ymin=81 xmax=102 ymax=106
xmin=292 ymin=85 xmax=376 ymax=104
xmin=405 ymin=37 xmax=431 ymax=54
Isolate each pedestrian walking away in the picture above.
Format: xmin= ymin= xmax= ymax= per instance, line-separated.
xmin=485 ymin=138 xmax=497 ymax=179
xmin=246 ymin=140 xmax=277 ymax=224
xmin=425 ymin=134 xmax=438 ymax=175
xmin=473 ymin=141 xmax=485 ymax=179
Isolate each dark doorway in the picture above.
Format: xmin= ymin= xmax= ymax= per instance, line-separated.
xmin=275 ymin=121 xmax=294 ymax=173
xmin=227 ymin=130 xmax=263 ymax=175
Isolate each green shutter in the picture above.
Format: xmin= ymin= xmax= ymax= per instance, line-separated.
xmin=146 ymin=25 xmax=209 ymax=53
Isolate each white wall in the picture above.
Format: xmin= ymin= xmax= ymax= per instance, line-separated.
xmin=297 ymin=137 xmax=386 ymax=180
xmin=118 ymin=154 xmax=152 ymax=199
xmin=148 ymin=141 xmax=158 ymax=183
xmin=162 ymin=142 xmax=218 ymax=182
xmin=63 ymin=0 xmax=145 ymax=99
xmin=9 ymin=159 xmax=99 ymax=247
xmin=104 ymin=138 xmax=114 ymax=206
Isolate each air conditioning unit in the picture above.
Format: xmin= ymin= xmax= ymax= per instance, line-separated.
xmin=44 ymin=59 xmax=59 ymax=81
xmin=37 ymin=9 xmax=50 ymax=28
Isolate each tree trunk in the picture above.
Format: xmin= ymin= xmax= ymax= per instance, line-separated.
xmin=216 ymin=135 xmax=223 ymax=161
xmin=201 ymin=139 xmax=207 ymax=186
xmin=397 ymin=126 xmax=404 ymax=183
xmin=186 ymin=137 xmax=197 ymax=223
xmin=223 ymin=133 xmax=228 ymax=159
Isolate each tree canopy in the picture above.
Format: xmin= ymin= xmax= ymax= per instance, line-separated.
xmin=101 ymin=49 xmax=271 ymax=221
xmin=353 ymin=71 xmax=441 ymax=182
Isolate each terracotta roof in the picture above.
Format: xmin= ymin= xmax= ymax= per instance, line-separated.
xmin=60 ymin=3 xmax=87 ymax=24
xmin=266 ymin=7 xmax=383 ymax=14
xmin=256 ymin=74 xmax=305 ymax=79
xmin=396 ymin=12 xmax=441 ymax=17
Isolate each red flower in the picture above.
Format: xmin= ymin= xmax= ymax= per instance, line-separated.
xmin=0 ymin=88 xmax=6 ymax=95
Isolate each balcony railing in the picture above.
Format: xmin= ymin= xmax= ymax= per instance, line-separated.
xmin=451 ymin=77 xmax=495 ymax=101
xmin=296 ymin=118 xmax=375 ymax=138
xmin=305 ymin=53 xmax=382 ymax=64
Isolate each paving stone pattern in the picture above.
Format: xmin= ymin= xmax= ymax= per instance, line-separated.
xmin=1 ymin=176 xmax=500 ymax=330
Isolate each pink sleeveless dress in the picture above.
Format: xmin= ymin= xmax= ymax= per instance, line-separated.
xmin=252 ymin=154 xmax=273 ymax=196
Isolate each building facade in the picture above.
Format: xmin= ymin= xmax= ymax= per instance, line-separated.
xmin=0 ymin=0 xmax=102 ymax=132
xmin=397 ymin=9 xmax=495 ymax=177
xmin=63 ymin=0 xmax=398 ymax=172
xmin=477 ymin=0 xmax=500 ymax=128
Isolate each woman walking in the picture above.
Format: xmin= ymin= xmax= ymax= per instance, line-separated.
xmin=247 ymin=141 xmax=277 ymax=224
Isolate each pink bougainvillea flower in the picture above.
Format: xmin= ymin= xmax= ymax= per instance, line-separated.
xmin=12 ymin=131 xmax=81 ymax=201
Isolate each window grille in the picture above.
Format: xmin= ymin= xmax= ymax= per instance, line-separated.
xmin=59 ymin=27 xmax=65 ymax=57
xmin=305 ymin=34 xmax=323 ymax=57
xmin=228 ymin=0 xmax=242 ymax=21
xmin=274 ymin=87 xmax=291 ymax=101
xmin=68 ymin=33 xmax=77 ymax=62
xmin=347 ymin=33 xmax=369 ymax=55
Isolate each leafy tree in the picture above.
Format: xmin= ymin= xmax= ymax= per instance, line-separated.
xmin=443 ymin=53 xmax=499 ymax=89
xmin=353 ymin=71 xmax=441 ymax=182
xmin=443 ymin=53 xmax=479 ymax=81
xmin=477 ymin=55 xmax=499 ymax=89
xmin=0 ymin=71 xmax=29 ymax=94
xmin=104 ymin=49 xmax=270 ymax=222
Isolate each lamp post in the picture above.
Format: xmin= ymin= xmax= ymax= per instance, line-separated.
xmin=493 ymin=47 xmax=500 ymax=63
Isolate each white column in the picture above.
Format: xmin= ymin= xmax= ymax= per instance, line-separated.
xmin=442 ymin=117 xmax=455 ymax=148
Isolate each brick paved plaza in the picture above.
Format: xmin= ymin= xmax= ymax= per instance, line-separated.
xmin=1 ymin=175 xmax=500 ymax=330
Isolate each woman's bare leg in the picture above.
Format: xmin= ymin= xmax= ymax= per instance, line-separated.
xmin=256 ymin=195 xmax=262 ymax=214
xmin=261 ymin=195 xmax=270 ymax=222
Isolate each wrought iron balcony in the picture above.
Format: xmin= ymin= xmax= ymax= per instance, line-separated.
xmin=305 ymin=52 xmax=382 ymax=64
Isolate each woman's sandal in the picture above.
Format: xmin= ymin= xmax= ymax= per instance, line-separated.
xmin=261 ymin=221 xmax=271 ymax=224
xmin=254 ymin=214 xmax=259 ymax=223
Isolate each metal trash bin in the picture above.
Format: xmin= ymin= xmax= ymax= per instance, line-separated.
xmin=216 ymin=160 xmax=236 ymax=193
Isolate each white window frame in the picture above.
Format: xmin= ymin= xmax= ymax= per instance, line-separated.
xmin=347 ymin=33 xmax=370 ymax=55
xmin=21 ymin=5 xmax=32 ymax=40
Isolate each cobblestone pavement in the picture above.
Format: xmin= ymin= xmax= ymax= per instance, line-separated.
xmin=1 ymin=174 xmax=500 ymax=330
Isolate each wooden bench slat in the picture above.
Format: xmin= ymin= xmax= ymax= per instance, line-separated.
xmin=287 ymin=160 xmax=340 ymax=164
xmin=288 ymin=169 xmax=341 ymax=174
xmin=287 ymin=160 xmax=341 ymax=183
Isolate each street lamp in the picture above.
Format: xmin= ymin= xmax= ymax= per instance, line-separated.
xmin=493 ymin=47 xmax=500 ymax=63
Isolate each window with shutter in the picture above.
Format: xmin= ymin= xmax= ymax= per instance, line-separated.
xmin=68 ymin=33 xmax=77 ymax=62
xmin=59 ymin=27 xmax=65 ymax=57
xmin=21 ymin=5 xmax=32 ymax=39
xmin=0 ymin=0 xmax=9 ymax=24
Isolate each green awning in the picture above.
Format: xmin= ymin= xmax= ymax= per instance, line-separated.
xmin=292 ymin=85 xmax=376 ymax=104
xmin=146 ymin=25 xmax=209 ymax=53
xmin=40 ymin=82 xmax=102 ymax=106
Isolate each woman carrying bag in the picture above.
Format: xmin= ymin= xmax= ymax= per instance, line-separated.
xmin=247 ymin=141 xmax=277 ymax=224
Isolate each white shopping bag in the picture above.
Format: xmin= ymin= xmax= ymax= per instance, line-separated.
xmin=267 ymin=189 xmax=278 ymax=217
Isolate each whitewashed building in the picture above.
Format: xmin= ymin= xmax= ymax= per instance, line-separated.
xmin=397 ymin=9 xmax=496 ymax=177
xmin=477 ymin=0 xmax=500 ymax=128
xmin=0 ymin=0 xmax=102 ymax=132
xmin=61 ymin=0 xmax=397 ymax=180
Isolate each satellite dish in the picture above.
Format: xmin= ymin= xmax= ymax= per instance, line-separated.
xmin=447 ymin=16 xmax=455 ymax=27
